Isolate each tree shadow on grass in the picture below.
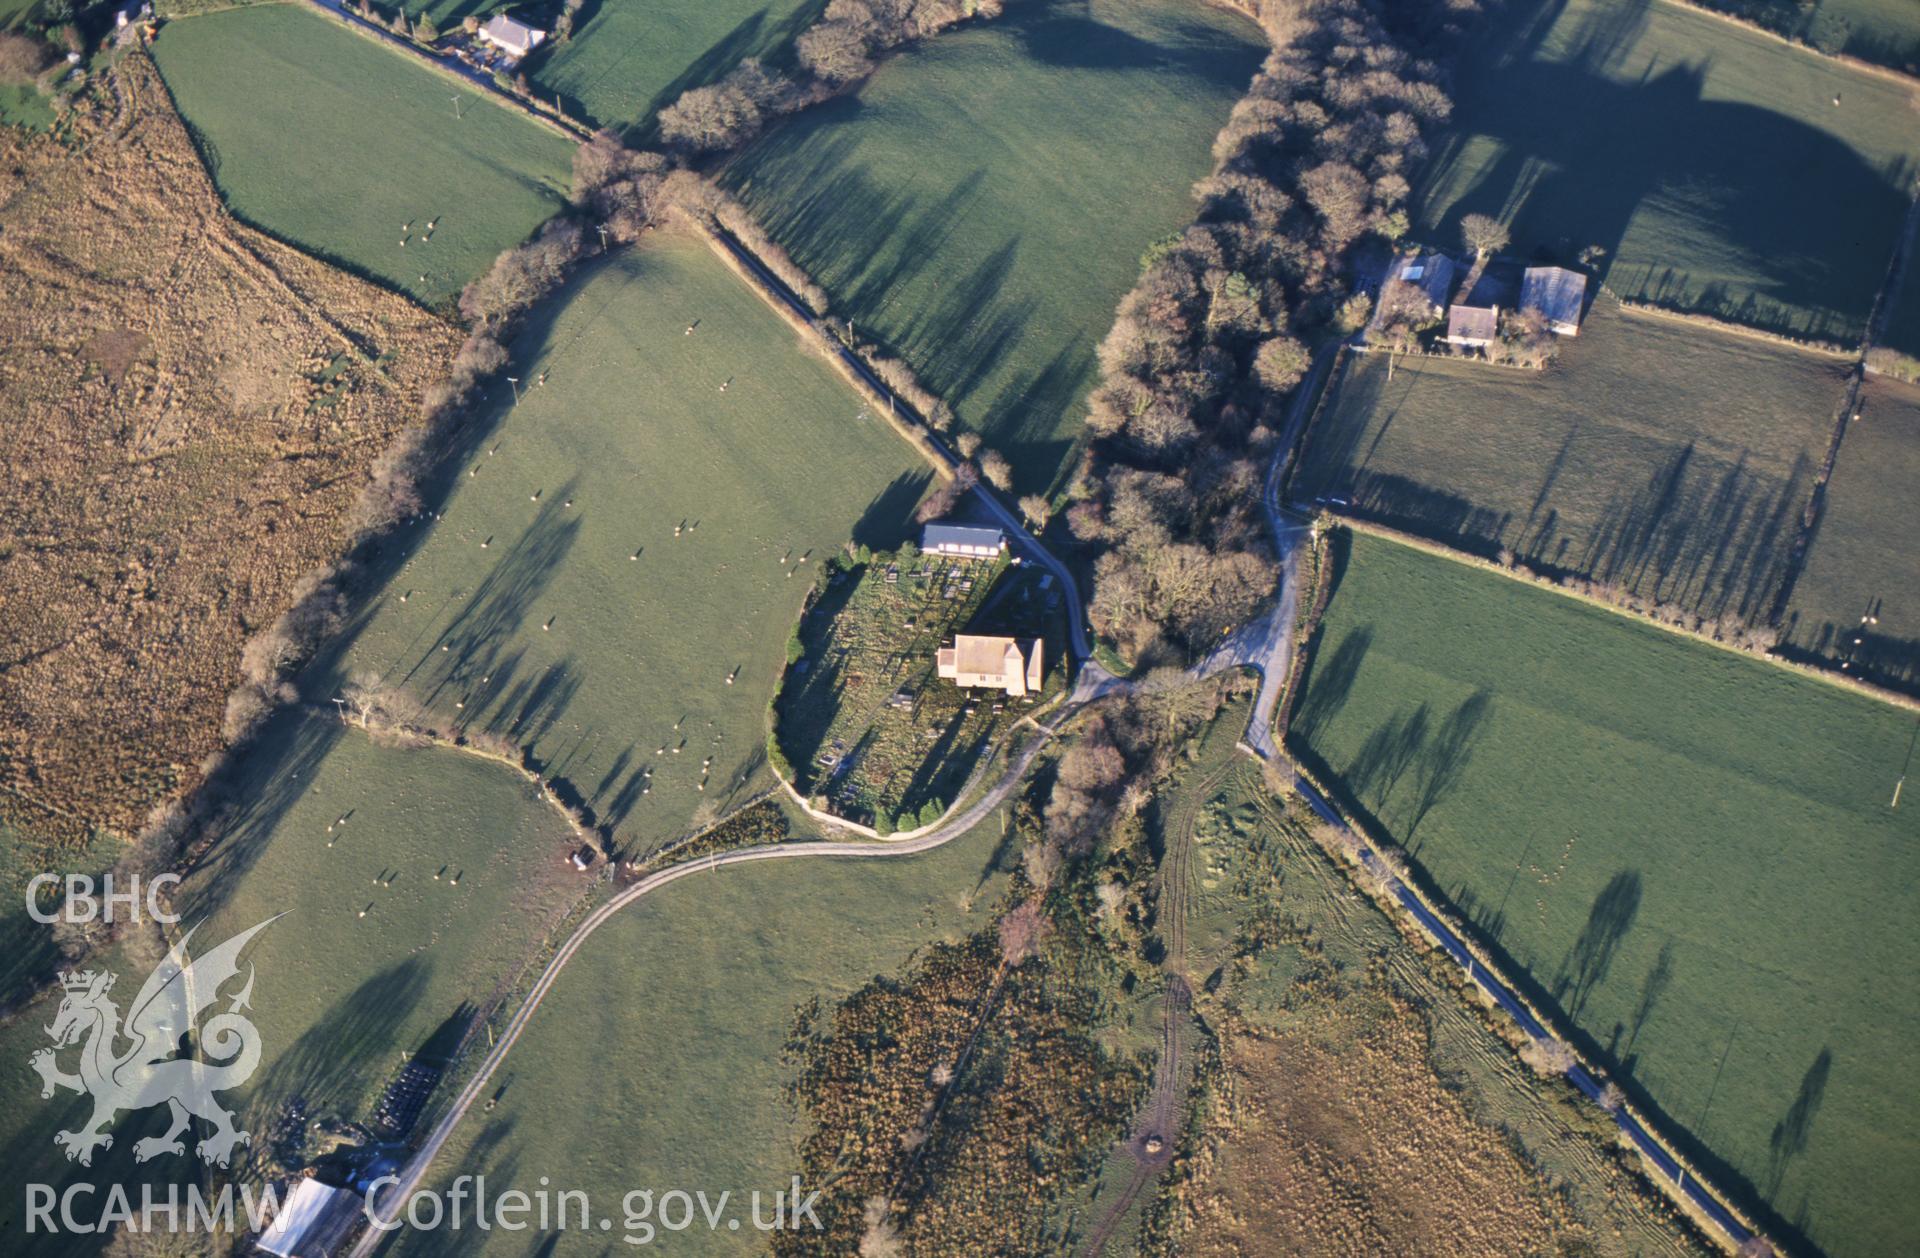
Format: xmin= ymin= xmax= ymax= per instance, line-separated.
xmin=1417 ymin=0 xmax=1915 ymax=341
xmin=1551 ymin=870 xmax=1641 ymax=1023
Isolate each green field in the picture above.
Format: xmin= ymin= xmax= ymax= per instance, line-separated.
xmin=1294 ymin=300 xmax=1847 ymax=621
xmin=1819 ymin=0 xmax=1920 ymax=70
xmin=1782 ymin=376 xmax=1920 ymax=689
xmin=522 ymin=0 xmax=823 ymax=134
xmin=0 ymin=82 xmax=53 ymax=130
xmin=324 ymin=228 xmax=930 ymax=856
xmin=1884 ymin=248 xmax=1920 ymax=359
xmin=722 ymin=0 xmax=1264 ymax=495
xmin=0 ymin=710 xmax=583 ymax=1254
xmin=151 ymin=3 xmax=574 ymax=304
xmin=1289 ymin=529 xmax=1920 ymax=1258
xmin=387 ymin=802 xmax=1017 ymax=1257
xmin=1416 ymin=0 xmax=1920 ymax=344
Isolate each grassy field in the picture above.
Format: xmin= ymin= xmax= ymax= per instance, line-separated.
xmin=1293 ymin=299 xmax=1848 ymax=621
xmin=0 ymin=710 xmax=583 ymax=1254
xmin=323 ymin=228 xmax=931 ymax=858
xmin=151 ymin=3 xmax=574 ymax=304
xmin=1288 ymin=529 xmax=1920 ymax=1258
xmin=1416 ymin=0 xmax=1920 ymax=344
xmin=1782 ymin=376 xmax=1920 ymax=689
xmin=1173 ymin=765 xmax=1703 ymax=1256
xmin=386 ymin=800 xmax=1017 ymax=1257
xmin=1819 ymin=0 xmax=1920 ymax=70
xmin=1883 ymin=247 xmax=1920 ymax=359
xmin=775 ymin=545 xmax=1063 ymax=828
xmin=722 ymin=0 xmax=1264 ymax=496
xmin=522 ymin=0 xmax=824 ymax=135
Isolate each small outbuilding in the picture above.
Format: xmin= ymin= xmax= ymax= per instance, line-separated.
xmin=921 ymin=523 xmax=1006 ymax=561
xmin=936 ymin=635 xmax=1043 ymax=698
xmin=569 ymin=846 xmax=594 ymax=871
xmin=478 ymin=14 xmax=547 ymax=59
xmin=257 ymin=1178 xmax=363 ymax=1258
xmin=1521 ymin=266 xmax=1588 ymax=336
xmin=1389 ymin=250 xmax=1459 ymax=316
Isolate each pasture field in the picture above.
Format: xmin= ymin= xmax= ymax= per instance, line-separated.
xmin=1782 ymin=376 xmax=1920 ymax=689
xmin=324 ymin=228 xmax=931 ymax=858
xmin=523 ymin=0 xmax=824 ymax=134
xmin=1293 ymin=300 xmax=1847 ymax=620
xmin=151 ymin=3 xmax=574 ymax=304
xmin=722 ymin=0 xmax=1264 ymax=495
xmin=1883 ymin=250 xmax=1920 ymax=358
xmin=0 ymin=712 xmax=583 ymax=1255
xmin=1288 ymin=529 xmax=1920 ymax=1258
xmin=1147 ymin=737 xmax=1703 ymax=1256
xmin=775 ymin=546 xmax=1064 ymax=829
xmin=1819 ymin=0 xmax=1920 ymax=70
xmin=386 ymin=800 xmax=1017 ymax=1257
xmin=1415 ymin=0 xmax=1920 ymax=343
xmin=0 ymin=83 xmax=52 ymax=129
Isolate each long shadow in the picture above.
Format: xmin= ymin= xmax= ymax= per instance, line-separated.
xmin=1767 ymin=1047 xmax=1833 ymax=1199
xmin=1551 ymin=870 xmax=1642 ymax=1022
xmin=1418 ymin=0 xmax=1914 ymax=341
xmin=1405 ymin=690 xmax=1492 ymax=848
xmin=851 ymin=469 xmax=933 ymax=551
xmin=242 ymin=958 xmax=433 ymax=1161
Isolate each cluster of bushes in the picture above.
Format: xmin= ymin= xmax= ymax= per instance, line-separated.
xmin=1866 ymin=346 xmax=1920 ymax=383
xmin=779 ymin=912 xmax=1144 ymax=1254
xmin=1064 ymin=0 xmax=1466 ymax=663
xmin=0 ymin=25 xmax=82 ymax=106
xmin=629 ymin=798 xmax=791 ymax=876
xmin=657 ymin=1 xmax=1004 ymax=154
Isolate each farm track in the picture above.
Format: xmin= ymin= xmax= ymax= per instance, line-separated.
xmin=1077 ymin=758 xmax=1234 ymax=1255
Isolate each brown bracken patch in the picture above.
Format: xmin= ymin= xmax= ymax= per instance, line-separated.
xmin=0 ymin=53 xmax=457 ymax=862
xmin=1184 ymin=990 xmax=1576 ymax=1256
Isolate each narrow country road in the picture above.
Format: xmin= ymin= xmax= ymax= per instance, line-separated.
xmin=347 ymin=686 xmax=1102 ymax=1255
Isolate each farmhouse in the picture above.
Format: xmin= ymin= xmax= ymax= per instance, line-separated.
xmin=257 ymin=1177 xmax=363 ymax=1258
xmin=1521 ymin=266 xmax=1588 ymax=335
xmin=922 ymin=522 xmax=1007 ymax=560
xmin=1444 ymin=261 xmax=1520 ymax=348
xmin=1445 ymin=304 xmax=1498 ymax=348
xmin=937 ymin=634 xmax=1043 ymax=697
xmin=478 ymin=14 xmax=547 ymax=59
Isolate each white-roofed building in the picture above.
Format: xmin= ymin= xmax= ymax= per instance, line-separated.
xmin=478 ymin=14 xmax=547 ymax=59
xmin=256 ymin=1178 xmax=363 ymax=1258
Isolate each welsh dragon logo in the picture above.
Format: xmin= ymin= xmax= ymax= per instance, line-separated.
xmin=29 ymin=915 xmax=280 ymax=1168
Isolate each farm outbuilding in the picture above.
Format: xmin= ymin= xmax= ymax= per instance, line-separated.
xmin=256 ymin=1178 xmax=363 ymax=1258
xmin=1521 ymin=266 xmax=1589 ymax=335
xmin=921 ymin=523 xmax=1007 ymax=560
xmin=478 ymin=15 xmax=547 ymax=59
xmin=1391 ymin=250 xmax=1459 ymax=315
xmin=936 ymin=634 xmax=1043 ymax=697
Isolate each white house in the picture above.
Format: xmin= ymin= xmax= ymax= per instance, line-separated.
xmin=478 ymin=14 xmax=547 ymax=59
xmin=937 ymin=635 xmax=1043 ymax=698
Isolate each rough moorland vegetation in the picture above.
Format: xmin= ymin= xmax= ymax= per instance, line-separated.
xmin=0 ymin=54 xmax=456 ymax=862
xmin=1070 ymin=0 xmax=1468 ymax=661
